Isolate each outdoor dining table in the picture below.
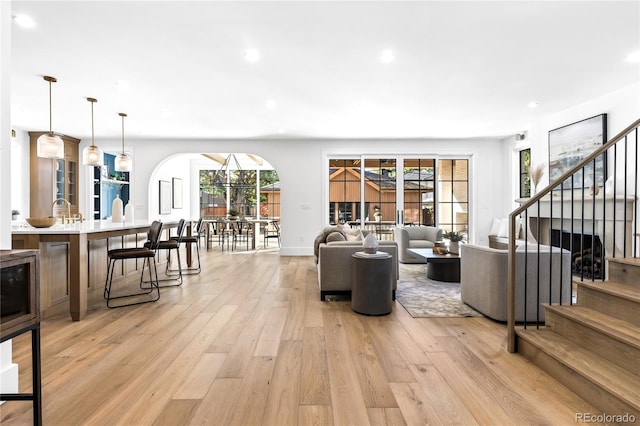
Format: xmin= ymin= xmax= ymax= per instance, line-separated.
xmin=202 ymin=218 xmax=276 ymax=250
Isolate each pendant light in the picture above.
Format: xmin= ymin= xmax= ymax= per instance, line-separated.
xmin=115 ymin=112 xmax=131 ymax=172
xmin=82 ymin=97 xmax=104 ymax=166
xmin=36 ymin=76 xmax=64 ymax=159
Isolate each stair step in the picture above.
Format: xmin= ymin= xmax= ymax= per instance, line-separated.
xmin=543 ymin=304 xmax=640 ymax=368
xmin=517 ymin=327 xmax=640 ymax=416
xmin=575 ymin=279 xmax=640 ymax=302
xmin=607 ymin=256 xmax=640 ymax=267
xmin=606 ymin=257 xmax=640 ymax=284
xmin=575 ymin=279 xmax=640 ymax=326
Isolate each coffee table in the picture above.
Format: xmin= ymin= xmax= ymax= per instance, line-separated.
xmin=407 ymin=248 xmax=460 ymax=282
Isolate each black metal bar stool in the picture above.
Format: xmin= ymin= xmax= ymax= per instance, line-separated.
xmin=171 ymin=218 xmax=202 ymax=274
xmin=150 ymin=218 xmax=186 ymax=286
xmin=104 ymin=220 xmax=163 ymax=308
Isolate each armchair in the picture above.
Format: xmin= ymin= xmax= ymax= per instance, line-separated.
xmin=394 ymin=226 xmax=443 ymax=263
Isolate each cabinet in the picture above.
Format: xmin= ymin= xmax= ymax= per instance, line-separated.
xmin=29 ymin=132 xmax=81 ymax=219
xmin=0 ymin=250 xmax=42 ymax=425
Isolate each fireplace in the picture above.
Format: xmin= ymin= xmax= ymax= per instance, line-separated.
xmin=551 ymin=230 xmax=603 ymax=278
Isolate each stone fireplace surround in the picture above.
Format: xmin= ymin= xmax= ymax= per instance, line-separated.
xmin=520 ymin=193 xmax=635 ymax=268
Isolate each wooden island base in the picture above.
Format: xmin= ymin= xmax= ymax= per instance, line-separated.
xmin=12 ymin=220 xmax=186 ymax=321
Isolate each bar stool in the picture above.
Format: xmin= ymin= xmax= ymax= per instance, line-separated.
xmin=150 ymin=218 xmax=186 ymax=286
xmin=171 ymin=218 xmax=202 ymax=274
xmin=104 ymin=220 xmax=163 ymax=308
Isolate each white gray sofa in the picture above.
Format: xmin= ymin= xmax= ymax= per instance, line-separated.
xmin=460 ymin=244 xmax=572 ymax=322
xmin=317 ymin=240 xmax=399 ymax=301
xmin=394 ymin=226 xmax=443 ymax=263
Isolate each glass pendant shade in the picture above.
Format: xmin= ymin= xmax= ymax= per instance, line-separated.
xmin=37 ymin=76 xmax=65 ymax=159
xmin=82 ymin=145 xmax=104 ymax=166
xmin=82 ymin=97 xmax=104 ymax=166
xmin=37 ymin=132 xmax=64 ymax=159
xmin=115 ymin=112 xmax=131 ymax=172
xmin=115 ymin=153 xmax=131 ymax=172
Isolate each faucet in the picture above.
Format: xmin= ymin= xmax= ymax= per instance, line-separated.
xmin=51 ymin=198 xmax=75 ymax=224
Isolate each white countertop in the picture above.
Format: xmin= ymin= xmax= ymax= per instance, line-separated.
xmin=12 ymin=219 xmax=167 ymax=235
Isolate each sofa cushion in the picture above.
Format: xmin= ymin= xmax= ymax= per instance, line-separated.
xmin=408 ymin=240 xmax=435 ymax=249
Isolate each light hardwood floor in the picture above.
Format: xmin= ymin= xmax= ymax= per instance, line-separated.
xmin=1 ymin=245 xmax=604 ymax=425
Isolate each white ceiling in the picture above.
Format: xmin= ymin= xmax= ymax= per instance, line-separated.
xmin=9 ymin=1 xmax=640 ymax=141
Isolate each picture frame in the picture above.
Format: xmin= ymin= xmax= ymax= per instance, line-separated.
xmin=548 ymin=114 xmax=607 ymax=190
xmin=172 ymin=177 xmax=183 ymax=209
xmin=159 ymin=180 xmax=171 ymax=214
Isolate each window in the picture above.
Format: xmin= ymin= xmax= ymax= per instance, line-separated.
xmin=437 ymin=159 xmax=468 ymax=237
xmin=259 ymin=170 xmax=280 ymax=219
xmin=328 ymin=156 xmax=469 ymax=237
xmin=520 ymin=148 xmax=531 ymax=198
xmin=403 ymin=159 xmax=435 ymax=226
xmin=198 ymin=155 xmax=279 ymax=219
xmin=363 ymin=159 xmax=397 ymax=225
xmin=328 ymin=159 xmax=361 ymax=224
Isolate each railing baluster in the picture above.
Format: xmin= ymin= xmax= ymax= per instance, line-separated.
xmin=631 ymin=129 xmax=638 ymax=257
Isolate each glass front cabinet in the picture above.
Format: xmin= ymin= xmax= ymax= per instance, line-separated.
xmin=29 ymin=132 xmax=80 ymax=218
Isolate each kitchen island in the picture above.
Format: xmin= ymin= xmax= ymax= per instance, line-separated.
xmin=11 ymin=219 xmax=186 ymax=321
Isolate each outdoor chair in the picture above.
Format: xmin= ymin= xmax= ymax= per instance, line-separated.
xmin=264 ymin=221 xmax=281 ymax=247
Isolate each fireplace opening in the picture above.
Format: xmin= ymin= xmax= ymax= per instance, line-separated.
xmin=551 ymin=230 xmax=603 ymax=279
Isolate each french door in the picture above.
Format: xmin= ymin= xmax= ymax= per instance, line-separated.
xmin=328 ymin=155 xmax=468 ymax=236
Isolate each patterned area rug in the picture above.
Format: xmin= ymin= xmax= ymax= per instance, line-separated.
xmin=396 ymin=263 xmax=482 ymax=318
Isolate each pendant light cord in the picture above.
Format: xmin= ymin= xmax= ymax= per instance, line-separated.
xmin=91 ymin=100 xmax=95 ymax=147
xmin=121 ymin=114 xmax=125 ymax=154
xmin=48 ymin=79 xmax=53 ymax=134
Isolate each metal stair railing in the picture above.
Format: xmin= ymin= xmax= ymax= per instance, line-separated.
xmin=507 ymin=118 xmax=640 ymax=352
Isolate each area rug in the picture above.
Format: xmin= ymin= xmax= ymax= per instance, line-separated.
xmin=396 ymin=263 xmax=482 ymax=318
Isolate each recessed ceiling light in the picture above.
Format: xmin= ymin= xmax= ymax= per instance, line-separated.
xmin=115 ymin=80 xmax=130 ymax=90
xmin=13 ymin=14 xmax=35 ymax=28
xmin=379 ymin=50 xmax=395 ymax=64
xmin=528 ymin=101 xmax=539 ymax=108
xmin=625 ymin=50 xmax=640 ymax=63
xmin=265 ymin=99 xmax=276 ymax=109
xmin=245 ymin=49 xmax=260 ymax=63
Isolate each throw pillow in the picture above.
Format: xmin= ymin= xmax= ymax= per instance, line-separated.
xmin=497 ymin=218 xmax=509 ymax=238
xmin=326 ymin=231 xmax=346 ymax=242
xmin=345 ymin=230 xmax=363 ymax=241
xmin=343 ymin=228 xmax=363 ymax=241
xmin=489 ymin=218 xmax=502 ymax=236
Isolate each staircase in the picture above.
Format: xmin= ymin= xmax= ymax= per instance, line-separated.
xmin=516 ymin=257 xmax=640 ymax=417
xmin=506 ymin=117 xmax=640 ymax=418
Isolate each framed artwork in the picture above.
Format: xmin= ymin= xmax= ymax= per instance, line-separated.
xmin=159 ymin=180 xmax=171 ymax=214
xmin=548 ymin=114 xmax=607 ymax=190
xmin=172 ymin=178 xmax=183 ymax=209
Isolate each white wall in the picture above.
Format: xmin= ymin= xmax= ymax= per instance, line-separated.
xmin=526 ymin=82 xmax=640 ymax=188
xmin=18 ymin=84 xmax=638 ymax=257
xmin=75 ymin=136 xmax=507 ymax=255
xmin=1 ymin=1 xmax=12 ymax=248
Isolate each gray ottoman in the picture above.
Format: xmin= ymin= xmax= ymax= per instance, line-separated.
xmin=351 ymin=252 xmax=393 ymax=315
